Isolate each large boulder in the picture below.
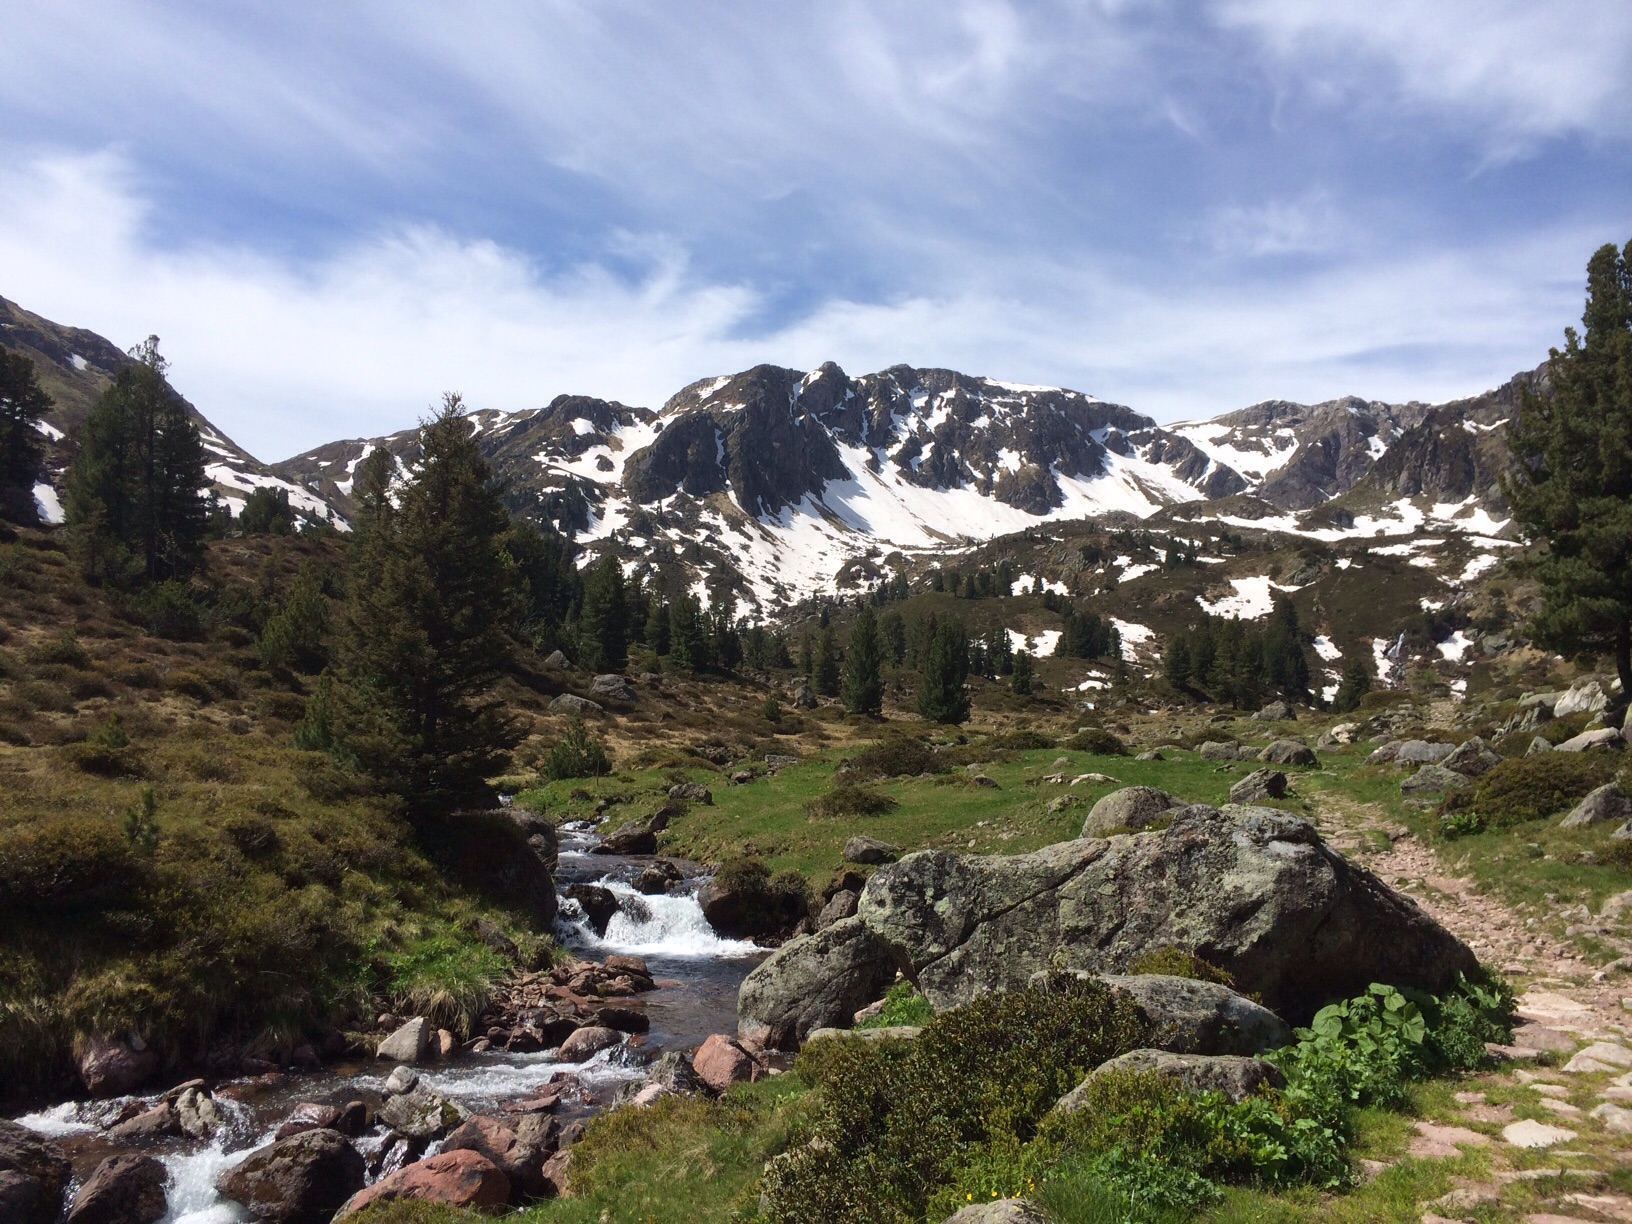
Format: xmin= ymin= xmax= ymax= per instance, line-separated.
xmin=1442 ymin=737 xmax=1501 ymax=777
xmin=508 ymin=810 xmax=559 ymax=871
xmin=1229 ymin=769 xmax=1286 ymax=804
xmin=558 ymin=1026 xmax=622 ymax=1061
xmin=215 ymin=1129 xmax=367 ymax=1224
xmin=1400 ymin=765 xmax=1469 ymax=797
xmin=1257 ymin=739 xmax=1317 ymax=767
xmin=1393 ymin=740 xmax=1456 ymax=766
xmin=1062 ymin=1049 xmax=1284 ymax=1107
xmin=376 ymin=1085 xmax=467 ymax=1140
xmin=564 ymin=883 xmax=620 ymax=935
xmin=1253 ymin=701 xmax=1296 ymax=721
xmin=738 ymin=916 xmax=899 ymax=1049
xmin=1082 ymin=787 xmax=1179 ymax=837
xmin=75 ymin=1034 xmax=158 ymax=1097
xmin=856 ymin=804 xmax=1475 ymax=1022
xmin=377 ymin=1016 xmax=430 ymax=1063
xmin=336 ymin=1150 xmax=509 ymax=1218
xmin=593 ymin=819 xmax=659 ymax=856
xmin=1198 ymin=741 xmax=1253 ymax=761
xmin=842 ymin=835 xmax=898 ymax=865
xmin=941 ymin=1201 xmax=1050 ymax=1223
xmin=443 ymin=1115 xmax=546 ymax=1202
xmin=0 ymin=1120 xmax=71 ymax=1224
xmin=66 ymin=1154 xmax=167 ymax=1224
xmin=1557 ymin=728 xmax=1625 ymax=753
xmin=549 ymin=693 xmax=603 ymax=714
xmin=692 ymin=1033 xmax=761 ymax=1094
xmin=590 ymin=673 xmax=636 ymax=701
xmin=1094 ymin=974 xmax=1290 ymax=1055
xmin=1555 ymin=679 xmax=1609 ymax=718
xmin=1561 ymin=784 xmax=1632 ymax=829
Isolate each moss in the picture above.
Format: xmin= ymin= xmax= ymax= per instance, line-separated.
xmin=1128 ymin=946 xmax=1238 ymax=988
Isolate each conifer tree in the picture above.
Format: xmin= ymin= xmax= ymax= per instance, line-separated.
xmin=0 ymin=349 xmax=51 ymax=522
xmin=813 ymin=625 xmax=841 ymax=696
xmin=917 ymin=617 xmax=970 ymax=724
xmin=1332 ymin=654 xmax=1372 ymax=714
xmin=64 ymin=337 xmax=208 ymax=583
xmin=668 ymin=595 xmax=707 ymax=670
xmin=330 ymin=394 xmax=521 ymax=820
xmin=258 ymin=562 xmax=330 ymax=673
xmin=578 ymin=553 xmax=628 ymax=672
xmin=1011 ymin=649 xmax=1034 ymax=695
xmin=842 ymin=604 xmax=884 ymax=715
xmin=1506 ymin=240 xmax=1632 ymax=707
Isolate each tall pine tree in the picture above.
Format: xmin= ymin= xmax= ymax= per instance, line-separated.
xmin=0 ymin=350 xmax=51 ymax=523
xmin=813 ymin=625 xmax=841 ymax=696
xmin=330 ymin=394 xmax=521 ymax=820
xmin=842 ymin=604 xmax=884 ymax=715
xmin=917 ymin=617 xmax=970 ymax=724
xmin=64 ymin=337 xmax=209 ymax=583
xmin=578 ymin=553 xmax=628 ymax=672
xmin=1506 ymin=240 xmax=1632 ymax=707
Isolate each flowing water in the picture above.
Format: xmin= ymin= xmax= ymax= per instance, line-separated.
xmin=12 ymin=822 xmax=768 ymax=1222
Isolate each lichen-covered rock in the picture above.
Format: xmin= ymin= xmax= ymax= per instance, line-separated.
xmin=842 ymin=835 xmax=898 ymax=864
xmin=1253 ymin=701 xmax=1296 ymax=721
xmin=376 ymin=1085 xmax=467 ymax=1140
xmin=1392 ymin=740 xmax=1456 ymax=766
xmin=1560 ymin=784 xmax=1632 ymax=829
xmin=1081 ymin=786 xmax=1178 ymax=837
xmin=1257 ymin=739 xmax=1317 ymax=767
xmin=1400 ymin=764 xmax=1470 ymax=797
xmin=1095 ymin=974 xmax=1290 ymax=1054
xmin=1229 ymin=769 xmax=1287 ymax=804
xmin=857 ymin=804 xmax=1475 ymax=1022
xmin=215 ymin=1129 xmax=366 ymax=1224
xmin=1199 ymin=741 xmax=1253 ymax=761
xmin=737 ymin=916 xmax=899 ymax=1049
xmin=1062 ymin=1049 xmax=1285 ymax=1107
xmin=1442 ymin=736 xmax=1501 ymax=777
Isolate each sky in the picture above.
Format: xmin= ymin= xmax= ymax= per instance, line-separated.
xmin=2 ymin=1 xmax=1631 ymax=462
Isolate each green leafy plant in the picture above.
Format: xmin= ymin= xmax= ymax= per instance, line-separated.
xmin=122 ymin=787 xmax=160 ymax=852
xmin=543 ymin=715 xmax=612 ymax=780
xmin=856 ymin=981 xmax=934 ymax=1029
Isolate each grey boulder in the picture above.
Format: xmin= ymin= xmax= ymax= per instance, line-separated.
xmin=1257 ymin=739 xmax=1317 ymax=767
xmin=816 ymin=889 xmax=860 ymax=930
xmin=66 ymin=1154 xmax=167 ymax=1224
xmin=668 ymin=782 xmax=714 ymax=804
xmin=1198 ymin=741 xmax=1253 ymax=761
xmin=1060 ymin=1049 xmax=1285 ymax=1108
xmin=1527 ymin=736 xmax=1554 ymax=756
xmin=1442 ymin=736 xmax=1501 ymax=777
xmin=1092 ymin=973 xmax=1290 ymax=1055
xmin=1557 ymin=727 xmax=1625 ymax=753
xmin=1253 ymin=701 xmax=1296 ymax=721
xmin=941 ymin=1200 xmax=1050 ymax=1223
xmin=842 ymin=835 xmax=899 ymax=865
xmin=1400 ymin=765 xmax=1470 ymax=797
xmin=376 ymin=1017 xmax=429 ymax=1063
xmin=590 ymin=673 xmax=636 ymax=700
xmin=856 ymin=804 xmax=1475 ymax=1022
xmin=1082 ymin=786 xmax=1179 ymax=837
xmin=1229 ymin=769 xmax=1287 ymax=804
xmin=1560 ymin=784 xmax=1632 ymax=829
xmin=737 ymin=916 xmax=899 ymax=1049
xmin=1393 ymin=740 xmax=1456 ymax=766
xmin=215 ymin=1129 xmax=366 ymax=1224
xmin=376 ymin=1085 xmax=467 ymax=1140
xmin=549 ymin=693 xmax=603 ymax=715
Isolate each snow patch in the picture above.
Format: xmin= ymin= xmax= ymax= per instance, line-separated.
xmin=32 ymin=482 xmax=63 ymax=524
xmin=1196 ymin=576 xmax=1299 ymax=619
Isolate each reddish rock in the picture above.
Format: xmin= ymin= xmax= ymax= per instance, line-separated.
xmin=0 ymin=1119 xmax=71 ymax=1224
xmin=65 ymin=1153 xmax=166 ymax=1224
xmin=443 ymin=1115 xmax=546 ymax=1201
xmin=593 ymin=1006 xmax=650 ymax=1033
xmin=107 ymin=1105 xmax=178 ymax=1143
xmin=540 ymin=1149 xmax=573 ymax=1198
xmin=334 ymin=1102 xmax=370 ymax=1137
xmin=434 ymin=1029 xmax=457 ymax=1059
xmin=692 ymin=1034 xmax=759 ymax=1095
xmin=558 ymin=1026 xmax=621 ymax=1061
xmin=604 ymin=953 xmax=650 ymax=978
xmin=335 ymin=1149 xmax=509 ymax=1217
xmin=75 ymin=1035 xmax=158 ymax=1098
xmin=215 ymin=1128 xmax=366 ymax=1224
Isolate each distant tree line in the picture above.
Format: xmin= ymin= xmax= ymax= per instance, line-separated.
xmin=1161 ymin=595 xmax=1312 ymax=709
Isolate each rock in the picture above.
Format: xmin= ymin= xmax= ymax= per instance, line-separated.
xmin=382 ymin=1065 xmax=419 ymax=1095
xmin=1045 ymin=795 xmax=1079 ymax=814
xmin=668 ymin=782 xmax=713 ymax=804
xmin=75 ymin=1034 xmax=158 ymax=1097
xmin=1257 ymin=739 xmax=1317 ymax=767
xmin=605 ymin=952 xmax=652 ymax=979
xmin=593 ymin=819 xmax=660 ymax=856
xmin=1591 ymin=1102 xmax=1632 ymax=1133
xmin=1443 ymin=736 xmax=1501 ymax=777
xmin=738 ymin=915 xmax=900 ymax=1049
xmin=730 ymin=769 xmax=754 ymax=784
xmin=434 ymin=1029 xmax=457 ymax=1059
xmin=443 ymin=1115 xmax=542 ymax=1201
xmin=969 ymin=773 xmax=1000 ymax=787
xmin=941 ymin=1199 xmax=1050 ymax=1223
xmin=1365 ymin=741 xmax=1402 ymax=765
xmin=1560 ymin=784 xmax=1632 ymax=829
xmin=1198 ymin=741 xmax=1251 ymax=761
xmin=634 ymin=862 xmax=681 ymax=895
xmin=1082 ymin=786 xmax=1179 ymax=837
xmin=1063 ymin=1049 xmax=1284 ymax=1107
xmin=564 ymin=883 xmax=620 ymax=934
xmin=1135 ymin=750 xmax=1164 ymax=761
xmin=215 ymin=1128 xmax=367 ymax=1224
xmin=842 ymin=835 xmax=899 ymax=865
xmin=816 ymin=889 xmax=860 ymax=930
xmin=173 ymin=1086 xmax=222 ymax=1138
xmin=1502 ymin=1119 xmax=1576 ymax=1149
xmin=1557 ymin=727 xmax=1625 ymax=753
xmin=593 ymin=1005 xmax=650 ymax=1034
xmin=791 ymin=684 xmax=818 ymax=709
xmin=65 ymin=1154 xmax=167 ymax=1224
xmin=692 ymin=1034 xmax=759 ymax=1094
xmin=106 ymin=1104 xmax=179 ymax=1143
xmin=274 ymin=1103 xmax=343 ymax=1141
xmin=0 ymin=1119 xmax=70 ymax=1224
xmin=377 ymin=1016 xmax=430 ymax=1063
xmin=377 ymin=1085 xmax=468 ymax=1140
xmin=646 ymin=1051 xmax=705 ymax=1096
xmin=698 ymin=871 xmax=808 ymax=941
xmin=336 ymin=1150 xmax=509 ymax=1218
xmin=558 ymin=1025 xmax=622 ymax=1061
xmin=806 ymin=1025 xmax=923 ymax=1042
xmin=1317 ymin=722 xmax=1360 ymax=748
xmin=1563 ymin=1042 xmax=1632 ymax=1073
xmin=543 ymin=649 xmax=571 ymax=670
xmin=1253 ymin=701 xmax=1296 ymax=721
xmin=1400 ymin=765 xmax=1469 ymax=797
xmin=1393 ymin=739 xmax=1457 ymax=765
xmin=548 ymin=693 xmax=603 ymax=715
xmin=766 ymin=753 xmax=799 ymax=770
xmin=1528 ymin=735 xmax=1554 ymax=756
xmin=1555 ymin=679 xmax=1609 ymax=718
xmin=1229 ymin=769 xmax=1287 ymax=804
xmin=507 ymin=809 xmax=560 ymax=870
xmin=539 ymin=1148 xmax=573 ymax=1197
xmin=856 ymin=804 xmax=1475 ymax=1022
xmin=590 ymin=673 xmax=635 ymax=700
xmin=1088 ymin=974 xmax=1291 ymax=1055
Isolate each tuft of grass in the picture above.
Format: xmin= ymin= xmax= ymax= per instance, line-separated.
xmin=382 ymin=930 xmax=507 ymax=1038
xmin=806 ymin=785 xmax=898 ymax=820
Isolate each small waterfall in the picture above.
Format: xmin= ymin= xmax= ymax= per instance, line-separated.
xmin=558 ymin=879 xmax=762 ymax=959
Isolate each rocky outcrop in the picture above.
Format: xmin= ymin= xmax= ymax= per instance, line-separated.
xmin=564 ymin=883 xmax=620 ymax=934
xmin=856 ymin=804 xmax=1475 ymax=1021
xmin=1561 ymin=784 xmax=1632 ymax=829
xmin=1062 ymin=1049 xmax=1284 ymax=1107
xmin=65 ymin=1154 xmax=167 ymax=1224
xmin=336 ymin=1150 xmax=509 ymax=1218
xmin=215 ymin=1129 xmax=366 ymax=1224
xmin=1082 ymin=786 xmax=1178 ymax=836
xmin=0 ymin=1120 xmax=70 ymax=1224
xmin=75 ymin=1034 xmax=158 ymax=1097
xmin=737 ymin=916 xmax=899 ymax=1049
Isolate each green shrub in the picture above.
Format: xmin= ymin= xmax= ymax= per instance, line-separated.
xmin=0 ymin=816 xmax=145 ymax=913
xmin=844 ymin=736 xmax=944 ymax=779
xmin=29 ymin=628 xmax=88 ymax=668
xmin=121 ymin=580 xmax=206 ymax=641
xmin=856 ymin=980 xmax=934 ymax=1029
xmin=1064 ymin=727 xmax=1128 ymax=755
xmin=1436 ymin=753 xmax=1617 ymax=828
xmin=543 ymin=715 xmax=612 ymax=780
xmin=992 ymin=729 xmax=1055 ymax=751
xmin=806 ymin=785 xmax=898 ymax=820
xmin=1438 ymin=809 xmax=1485 ymax=839
xmin=1128 ymin=946 xmax=1237 ymax=988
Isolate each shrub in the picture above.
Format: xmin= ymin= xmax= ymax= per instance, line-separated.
xmin=1128 ymin=946 xmax=1237 ymax=988
xmin=856 ymin=980 xmax=934 ymax=1029
xmin=121 ymin=580 xmax=205 ymax=640
xmin=992 ymin=729 xmax=1055 ymax=751
xmin=1064 ymin=727 xmax=1128 ymax=756
xmin=709 ymin=857 xmax=812 ymax=934
xmin=806 ymin=785 xmax=898 ymax=820
xmin=30 ymin=628 xmax=88 ymax=668
xmin=0 ymin=816 xmax=145 ymax=913
xmin=1436 ymin=753 xmax=1617 ymax=828
xmin=844 ymin=736 xmax=944 ymax=779
xmin=543 ymin=716 xmax=612 ymax=780
xmin=762 ymin=693 xmax=782 ymax=723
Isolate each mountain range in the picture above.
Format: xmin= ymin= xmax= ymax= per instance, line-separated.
xmin=4 ymin=293 xmax=1538 ymax=616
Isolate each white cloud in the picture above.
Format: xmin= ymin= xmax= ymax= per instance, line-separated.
xmin=0 ymin=148 xmax=1587 ymax=463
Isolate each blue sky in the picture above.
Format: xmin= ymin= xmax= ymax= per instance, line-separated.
xmin=2 ymin=1 xmax=1630 ymax=460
